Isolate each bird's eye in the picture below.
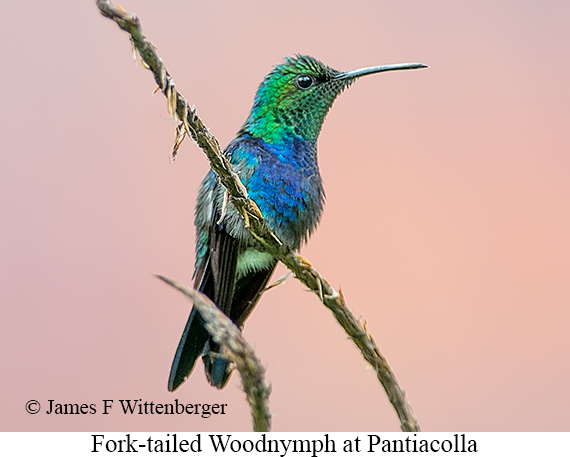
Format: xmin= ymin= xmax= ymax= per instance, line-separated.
xmin=295 ymin=74 xmax=314 ymax=90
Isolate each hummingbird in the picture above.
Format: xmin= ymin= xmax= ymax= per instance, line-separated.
xmin=168 ymin=55 xmax=426 ymax=391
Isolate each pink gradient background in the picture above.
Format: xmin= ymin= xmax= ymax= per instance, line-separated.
xmin=1 ymin=0 xmax=569 ymax=432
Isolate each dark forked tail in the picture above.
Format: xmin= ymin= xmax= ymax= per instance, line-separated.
xmin=167 ymin=306 xmax=209 ymax=392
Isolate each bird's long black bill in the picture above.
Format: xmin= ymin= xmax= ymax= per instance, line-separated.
xmin=334 ymin=62 xmax=428 ymax=81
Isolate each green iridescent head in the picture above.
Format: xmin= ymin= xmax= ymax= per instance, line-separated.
xmin=240 ymin=55 xmax=427 ymax=145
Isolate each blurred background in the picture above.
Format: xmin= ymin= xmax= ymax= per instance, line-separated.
xmin=1 ymin=0 xmax=569 ymax=431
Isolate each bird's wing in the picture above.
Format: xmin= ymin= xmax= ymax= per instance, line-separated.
xmin=168 ymin=219 xmax=240 ymax=392
xmin=203 ymin=222 xmax=240 ymax=314
xmin=230 ymin=263 xmax=277 ymax=327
